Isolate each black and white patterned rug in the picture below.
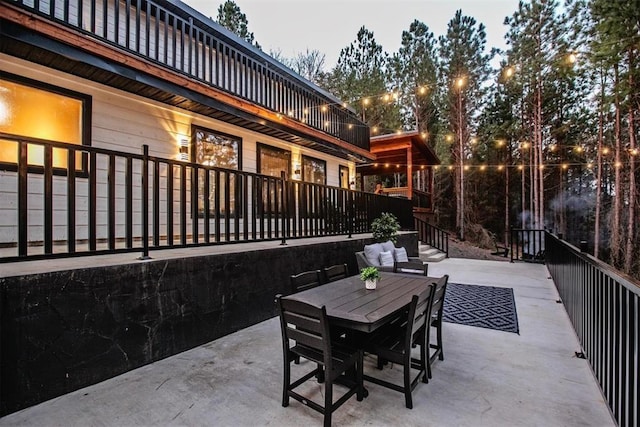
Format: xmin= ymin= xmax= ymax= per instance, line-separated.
xmin=443 ymin=283 xmax=519 ymax=334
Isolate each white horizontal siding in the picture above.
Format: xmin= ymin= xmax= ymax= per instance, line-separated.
xmin=0 ymin=54 xmax=354 ymax=247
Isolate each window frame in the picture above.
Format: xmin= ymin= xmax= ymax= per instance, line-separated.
xmin=339 ymin=165 xmax=349 ymax=189
xmin=190 ymin=125 xmax=242 ymax=170
xmin=256 ymin=142 xmax=291 ymax=178
xmin=302 ymin=154 xmax=326 ymax=185
xmin=0 ymin=71 xmax=92 ymax=175
xmin=190 ymin=125 xmax=243 ymax=218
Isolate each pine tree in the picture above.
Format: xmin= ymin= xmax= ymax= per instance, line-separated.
xmin=319 ymin=26 xmax=402 ymax=133
xmin=438 ymin=10 xmax=492 ymax=240
xmin=216 ymin=0 xmax=261 ymax=49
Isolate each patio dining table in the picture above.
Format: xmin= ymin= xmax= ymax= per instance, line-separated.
xmin=281 ymin=271 xmax=436 ymax=333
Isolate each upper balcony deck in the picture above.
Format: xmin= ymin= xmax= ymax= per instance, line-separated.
xmin=0 ymin=0 xmax=370 ymax=158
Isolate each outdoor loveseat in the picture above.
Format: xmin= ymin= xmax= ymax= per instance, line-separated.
xmin=355 ymin=241 xmax=427 ymax=274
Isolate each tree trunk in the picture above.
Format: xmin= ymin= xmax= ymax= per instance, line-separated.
xmin=624 ymin=49 xmax=637 ymax=273
xmin=594 ymin=69 xmax=605 ymax=259
xmin=611 ymin=64 xmax=622 ymax=267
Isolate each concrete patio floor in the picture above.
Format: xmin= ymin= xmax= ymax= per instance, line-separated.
xmin=0 ymin=258 xmax=614 ymax=427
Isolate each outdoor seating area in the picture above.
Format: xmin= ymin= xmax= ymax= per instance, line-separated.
xmin=0 ymin=257 xmax=614 ymax=427
xmin=355 ymin=241 xmax=428 ymax=274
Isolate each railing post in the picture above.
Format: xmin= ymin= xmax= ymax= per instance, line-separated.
xmin=280 ymin=171 xmax=287 ymax=245
xmin=347 ymin=190 xmax=353 ymax=238
xmin=139 ymin=144 xmax=151 ymax=260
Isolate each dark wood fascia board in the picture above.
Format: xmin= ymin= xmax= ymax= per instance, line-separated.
xmin=0 ymin=4 xmax=374 ymax=161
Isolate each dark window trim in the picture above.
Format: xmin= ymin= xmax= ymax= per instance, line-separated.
xmin=302 ymin=154 xmax=327 ymax=185
xmin=0 ymin=70 xmax=92 ymax=176
xmin=190 ymin=125 xmax=243 ymax=170
xmin=256 ymin=142 xmax=291 ymax=177
xmin=339 ymin=165 xmax=349 ymax=189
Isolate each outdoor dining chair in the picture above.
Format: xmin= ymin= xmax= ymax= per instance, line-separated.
xmin=427 ymin=275 xmax=450 ymax=379
xmin=290 ymin=269 xmax=323 ymax=294
xmin=322 ymin=264 xmax=349 ymax=283
xmin=276 ymin=295 xmax=364 ymax=427
xmin=363 ymin=283 xmax=436 ymax=409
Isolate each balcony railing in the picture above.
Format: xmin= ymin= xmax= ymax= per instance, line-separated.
xmin=545 ymin=232 xmax=639 ymax=427
xmin=414 ymin=217 xmax=448 ymax=257
xmin=0 ymin=134 xmax=412 ymax=262
xmin=5 ymin=0 xmax=369 ymax=149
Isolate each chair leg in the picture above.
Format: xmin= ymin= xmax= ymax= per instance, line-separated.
xmin=437 ymin=322 xmax=444 ymax=361
xmin=357 ymin=350 xmax=364 ymax=401
xmin=404 ymin=355 xmax=413 ymax=409
xmin=420 ymin=339 xmax=429 ymax=384
xmin=324 ymin=377 xmax=333 ymax=427
xmin=316 ymin=364 xmax=325 ymax=383
xmin=282 ymin=359 xmax=290 ymax=407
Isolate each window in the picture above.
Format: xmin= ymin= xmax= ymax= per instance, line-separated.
xmin=0 ymin=72 xmax=90 ymax=171
xmin=192 ymin=126 xmax=242 ymax=217
xmin=257 ymin=143 xmax=290 ymax=215
xmin=257 ymin=143 xmax=290 ymax=178
xmin=302 ymin=155 xmax=326 ymax=185
xmin=339 ymin=165 xmax=349 ymax=189
xmin=192 ymin=126 xmax=241 ymax=169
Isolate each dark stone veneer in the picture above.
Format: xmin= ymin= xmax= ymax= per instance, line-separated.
xmin=0 ymin=234 xmax=417 ymax=415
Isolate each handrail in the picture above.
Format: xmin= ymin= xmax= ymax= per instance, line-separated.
xmin=4 ymin=0 xmax=369 ymax=149
xmin=546 ymin=232 xmax=639 ymax=427
xmin=414 ymin=217 xmax=449 ymax=257
xmin=0 ymin=133 xmax=413 ymax=262
xmin=509 ymin=228 xmax=546 ymax=263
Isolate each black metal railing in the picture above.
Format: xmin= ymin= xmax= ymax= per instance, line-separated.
xmin=414 ymin=218 xmax=448 ymax=257
xmin=5 ymin=0 xmax=369 ymax=149
xmin=411 ymin=188 xmax=432 ymax=211
xmin=546 ymin=232 xmax=639 ymax=427
xmin=0 ymin=134 xmax=412 ymax=262
xmin=510 ymin=228 xmax=546 ymax=263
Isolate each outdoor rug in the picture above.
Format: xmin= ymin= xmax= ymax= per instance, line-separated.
xmin=443 ymin=283 xmax=519 ymax=334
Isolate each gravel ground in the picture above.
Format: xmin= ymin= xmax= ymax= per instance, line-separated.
xmin=446 ymin=238 xmax=511 ymax=261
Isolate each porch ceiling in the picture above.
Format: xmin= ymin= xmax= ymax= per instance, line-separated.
xmin=0 ymin=18 xmax=372 ymax=163
xmin=357 ymin=131 xmax=441 ymax=175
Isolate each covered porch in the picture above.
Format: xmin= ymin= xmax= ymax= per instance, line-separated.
xmin=357 ymin=131 xmax=440 ymax=214
xmin=0 ymin=257 xmax=614 ymax=426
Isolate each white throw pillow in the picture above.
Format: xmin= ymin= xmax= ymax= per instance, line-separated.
xmin=381 ymin=240 xmax=395 ymax=253
xmin=379 ymin=250 xmax=394 ymax=267
xmin=364 ymin=243 xmax=383 ymax=266
xmin=394 ymin=247 xmax=409 ymax=262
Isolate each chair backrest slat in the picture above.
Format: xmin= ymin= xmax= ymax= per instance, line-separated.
xmin=323 ymin=264 xmax=348 ymax=283
xmin=430 ymin=275 xmax=449 ymax=313
xmin=290 ymin=270 xmax=323 ymax=294
xmin=277 ymin=296 xmax=331 ymax=364
xmin=409 ymin=284 xmax=436 ymax=339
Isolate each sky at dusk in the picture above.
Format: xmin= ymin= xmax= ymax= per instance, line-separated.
xmin=181 ymin=0 xmax=521 ymax=69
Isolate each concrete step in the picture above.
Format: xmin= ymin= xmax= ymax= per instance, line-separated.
xmin=424 ymin=252 xmax=447 ymax=262
xmin=418 ymin=243 xmax=447 ymax=263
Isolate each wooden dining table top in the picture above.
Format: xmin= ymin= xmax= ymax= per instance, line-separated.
xmin=282 ymin=272 xmax=438 ymax=333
